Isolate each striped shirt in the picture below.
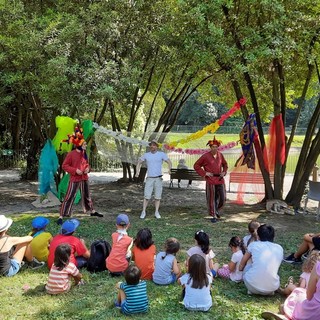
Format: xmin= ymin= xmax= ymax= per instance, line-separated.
xmin=45 ymin=262 xmax=79 ymax=294
xmin=120 ymin=281 xmax=148 ymax=315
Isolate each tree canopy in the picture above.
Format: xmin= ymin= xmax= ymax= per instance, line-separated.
xmin=0 ymin=0 xmax=319 ymax=206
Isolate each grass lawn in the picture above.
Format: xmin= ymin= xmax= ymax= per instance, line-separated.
xmin=2 ymin=203 xmax=320 ymax=320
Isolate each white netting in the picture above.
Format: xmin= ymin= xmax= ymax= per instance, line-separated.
xmin=94 ymin=123 xmax=171 ymax=165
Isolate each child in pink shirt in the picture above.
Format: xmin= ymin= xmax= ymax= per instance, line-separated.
xmin=46 ymin=243 xmax=83 ymax=294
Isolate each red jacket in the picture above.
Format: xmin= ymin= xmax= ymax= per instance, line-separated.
xmin=62 ymin=149 xmax=89 ymax=182
xmin=194 ymin=151 xmax=228 ymax=185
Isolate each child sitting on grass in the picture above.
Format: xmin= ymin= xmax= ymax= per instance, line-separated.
xmin=153 ymin=237 xmax=181 ymax=285
xmin=0 ymin=215 xmax=45 ymax=277
xmin=115 ymin=265 xmax=148 ymax=315
xmin=178 ymin=254 xmax=212 ymax=312
xmin=279 ymin=250 xmax=320 ymax=296
xmin=106 ymin=214 xmax=133 ymax=276
xmin=46 ymin=243 xmax=83 ymax=294
xmin=217 ymin=236 xmax=245 ymax=282
xmin=186 ymin=230 xmax=219 ymax=278
xmin=29 ymin=216 xmax=52 ymax=263
xmin=132 ymin=228 xmax=156 ymax=280
xmin=243 ymin=220 xmax=260 ymax=248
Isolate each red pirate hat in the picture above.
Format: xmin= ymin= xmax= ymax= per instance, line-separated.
xmin=206 ymin=136 xmax=222 ymax=147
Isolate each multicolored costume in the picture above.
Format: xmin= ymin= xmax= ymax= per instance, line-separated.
xmin=194 ymin=136 xmax=228 ymax=221
xmin=58 ymin=125 xmax=101 ymax=224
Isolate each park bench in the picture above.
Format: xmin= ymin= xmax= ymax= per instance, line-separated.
xmin=228 ymin=171 xmax=274 ymax=193
xmin=169 ymin=169 xmax=204 ymax=188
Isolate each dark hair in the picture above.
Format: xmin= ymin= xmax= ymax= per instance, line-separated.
xmin=187 ymin=254 xmax=209 ymax=289
xmin=194 ymin=230 xmax=210 ymax=254
xmin=229 ymin=236 xmax=245 ymax=254
xmin=161 ymin=237 xmax=180 ymax=259
xmin=134 ymin=228 xmax=154 ymax=250
xmin=124 ymin=265 xmax=141 ymax=285
xmin=257 ymin=224 xmax=275 ymax=242
xmin=54 ymin=244 xmax=71 ymax=271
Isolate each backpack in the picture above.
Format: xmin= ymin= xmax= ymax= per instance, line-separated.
xmin=87 ymin=240 xmax=111 ymax=273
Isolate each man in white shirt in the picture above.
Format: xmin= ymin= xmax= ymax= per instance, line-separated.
xmin=135 ymin=140 xmax=172 ymax=219
xmin=239 ymin=224 xmax=283 ymax=295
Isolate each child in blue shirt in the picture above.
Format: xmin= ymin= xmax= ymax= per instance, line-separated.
xmin=115 ymin=265 xmax=148 ymax=315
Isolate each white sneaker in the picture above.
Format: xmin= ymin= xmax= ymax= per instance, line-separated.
xmin=155 ymin=211 xmax=161 ymax=219
xmin=140 ymin=211 xmax=146 ymax=219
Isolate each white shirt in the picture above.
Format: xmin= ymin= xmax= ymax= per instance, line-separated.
xmin=244 ymin=241 xmax=283 ymax=294
xmin=179 ymin=273 xmax=212 ymax=311
xmin=140 ymin=151 xmax=169 ymax=177
xmin=230 ymin=249 xmax=244 ymax=282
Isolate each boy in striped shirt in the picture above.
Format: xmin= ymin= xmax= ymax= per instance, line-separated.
xmin=46 ymin=243 xmax=83 ymax=294
xmin=115 ymin=265 xmax=148 ymax=315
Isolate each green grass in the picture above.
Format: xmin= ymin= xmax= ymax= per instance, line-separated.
xmin=2 ymin=208 xmax=320 ymax=320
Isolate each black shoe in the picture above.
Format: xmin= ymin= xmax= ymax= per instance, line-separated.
xmin=210 ymin=218 xmax=218 ymax=223
xmin=57 ymin=217 xmax=63 ymax=225
xmin=283 ymin=253 xmax=302 ymax=264
xmin=216 ymin=211 xmax=221 ymax=219
xmin=28 ymin=258 xmax=45 ymax=270
xmin=90 ymin=211 xmax=103 ymax=217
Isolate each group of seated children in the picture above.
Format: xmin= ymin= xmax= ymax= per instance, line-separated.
xmin=2 ymin=212 xmax=320 ymax=318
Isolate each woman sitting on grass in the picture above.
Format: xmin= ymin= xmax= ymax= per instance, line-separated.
xmin=0 ymin=215 xmax=45 ymax=277
xmin=46 ymin=243 xmax=83 ymax=294
xmin=178 ymin=254 xmax=212 ymax=312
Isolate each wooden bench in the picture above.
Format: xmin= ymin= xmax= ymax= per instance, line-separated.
xmin=169 ymin=169 xmax=204 ymax=188
xmin=228 ymin=171 xmax=274 ymax=193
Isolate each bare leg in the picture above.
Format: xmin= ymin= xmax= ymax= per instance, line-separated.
xmin=154 ymin=199 xmax=160 ymax=212
xmin=118 ymin=288 xmax=126 ymax=303
xmin=12 ymin=243 xmax=31 ymax=263
xmin=142 ymin=198 xmax=149 ymax=212
xmin=278 ymin=283 xmax=297 ymax=296
xmin=294 ymin=234 xmax=314 ymax=258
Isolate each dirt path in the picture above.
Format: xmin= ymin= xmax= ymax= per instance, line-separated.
xmin=0 ymin=170 xmax=318 ymax=234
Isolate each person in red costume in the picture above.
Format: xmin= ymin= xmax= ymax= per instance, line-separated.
xmin=57 ymin=125 xmax=103 ymax=225
xmin=194 ymin=136 xmax=228 ymax=223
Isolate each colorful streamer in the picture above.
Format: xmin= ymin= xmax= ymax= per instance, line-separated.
xmin=164 ymin=97 xmax=246 ymax=148
xmin=163 ymin=141 xmax=239 ymax=154
xmin=93 ymin=97 xmax=247 ymax=150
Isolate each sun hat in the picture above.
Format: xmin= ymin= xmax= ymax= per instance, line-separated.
xmin=61 ymin=219 xmax=80 ymax=235
xmin=32 ymin=216 xmax=50 ymax=230
xmin=0 ymin=215 xmax=13 ymax=232
xmin=116 ymin=214 xmax=129 ymax=226
xmin=149 ymin=140 xmax=159 ymax=147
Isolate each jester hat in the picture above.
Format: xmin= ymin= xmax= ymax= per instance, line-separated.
xmin=206 ymin=136 xmax=222 ymax=147
xmin=60 ymin=124 xmax=86 ymax=151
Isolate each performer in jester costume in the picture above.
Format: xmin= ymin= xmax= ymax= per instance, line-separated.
xmin=57 ymin=124 xmax=103 ymax=225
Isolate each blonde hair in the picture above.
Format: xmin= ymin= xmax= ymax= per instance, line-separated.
xmin=302 ymin=250 xmax=320 ymax=273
